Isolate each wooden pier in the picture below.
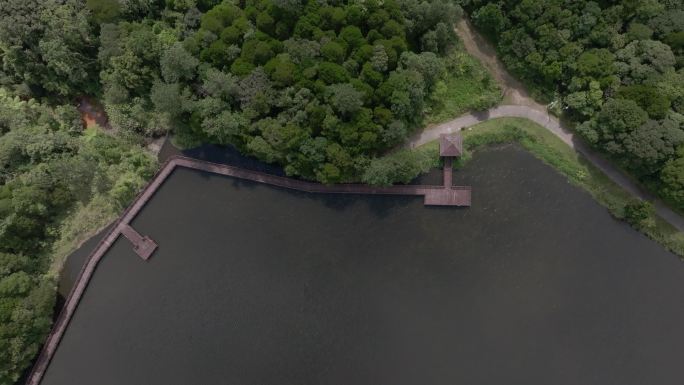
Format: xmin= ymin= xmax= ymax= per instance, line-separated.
xmin=444 ymin=157 xmax=453 ymax=188
xmin=171 ymin=157 xmax=471 ymax=206
xmin=27 ymin=151 xmax=471 ymax=385
xmin=120 ymin=224 xmax=157 ymax=260
xmin=424 ymin=186 xmax=472 ymax=206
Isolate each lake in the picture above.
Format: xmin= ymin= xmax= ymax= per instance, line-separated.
xmin=43 ymin=145 xmax=684 ymax=385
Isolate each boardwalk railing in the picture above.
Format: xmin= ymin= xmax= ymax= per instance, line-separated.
xmin=26 ymin=155 xmax=470 ymax=385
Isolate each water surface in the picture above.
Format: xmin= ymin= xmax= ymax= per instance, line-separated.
xmin=42 ymin=146 xmax=684 ymax=385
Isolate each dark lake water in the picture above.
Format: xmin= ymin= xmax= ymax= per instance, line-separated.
xmin=42 ymin=145 xmax=684 ymax=385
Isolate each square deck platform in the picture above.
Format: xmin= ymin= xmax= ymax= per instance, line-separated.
xmin=424 ymin=188 xmax=472 ymax=206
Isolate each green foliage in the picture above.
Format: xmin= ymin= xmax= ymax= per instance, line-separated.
xmin=99 ymin=22 xmax=167 ymax=103
xmin=660 ymin=146 xmax=684 ymax=210
xmin=326 ymin=83 xmax=364 ymax=118
xmin=465 ymin=0 xmax=684 ymax=209
xmin=362 ymin=144 xmax=438 ymax=186
xmin=160 ymin=43 xmax=200 ymax=83
xmin=626 ymin=22 xmax=653 ymax=41
xmin=154 ymin=0 xmax=463 ymax=182
xmin=576 ymin=49 xmax=615 ymax=80
xmin=616 ymin=40 xmax=676 ymax=84
xmin=624 ymin=200 xmax=656 ymax=229
xmin=577 ymin=99 xmax=684 ymax=175
xmin=424 ymin=49 xmax=500 ymax=123
xmin=0 ymin=0 xmax=99 ymax=97
xmin=0 ymin=276 xmax=54 ymax=384
xmin=321 ymin=41 xmax=346 ymax=63
xmin=72 ymin=0 xmax=477 ymax=185
xmin=616 ymin=84 xmax=671 ymax=119
xmin=86 ymin=0 xmax=121 ymax=23
xmin=0 ymin=88 xmax=157 ymax=382
xmin=463 ymin=124 xmax=525 ymax=149
xmin=317 ymin=62 xmax=350 ymax=84
xmin=472 ymin=3 xmax=508 ymax=39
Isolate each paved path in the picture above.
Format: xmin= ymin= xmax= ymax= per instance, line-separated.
xmin=407 ymin=18 xmax=684 ymax=232
xmin=409 ymin=105 xmax=684 ymax=232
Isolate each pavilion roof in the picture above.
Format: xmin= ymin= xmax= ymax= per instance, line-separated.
xmin=439 ymin=133 xmax=463 ymax=157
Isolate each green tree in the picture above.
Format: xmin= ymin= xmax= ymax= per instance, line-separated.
xmin=321 ymin=41 xmax=345 ymax=63
xmin=661 ymin=147 xmax=684 ymax=210
xmin=616 ymin=84 xmax=671 ymax=119
xmin=579 ymin=99 xmax=684 ymax=174
xmin=0 ymin=87 xmax=157 ymax=383
xmin=615 ymin=40 xmax=676 ymax=84
xmin=327 ymin=83 xmax=364 ymax=118
xmin=399 ymin=51 xmax=444 ymax=91
xmin=472 ymin=3 xmax=509 ymax=39
xmin=317 ymin=62 xmax=350 ymax=84
xmin=339 ymin=26 xmax=364 ymax=50
xmin=371 ymin=45 xmax=389 ymax=73
xmin=160 ymin=42 xmax=199 ymax=83
xmin=0 ymin=0 xmax=97 ymax=96
xmin=362 ymin=148 xmax=434 ymax=186
xmin=86 ymin=0 xmax=121 ymax=23
xmin=150 ymin=81 xmax=189 ymax=118
xmin=626 ymin=22 xmax=653 ymax=41
xmin=378 ymin=70 xmax=427 ymax=122
xmin=564 ymin=81 xmax=604 ymax=118
xmin=575 ymin=49 xmax=615 ymax=79
xmin=263 ymin=55 xmax=297 ymax=86
xmin=623 ymin=200 xmax=655 ymax=229
xmin=201 ymin=68 xmax=239 ymax=102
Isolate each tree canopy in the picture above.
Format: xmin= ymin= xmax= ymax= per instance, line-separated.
xmin=0 ymin=89 xmax=155 ymax=383
xmin=96 ymin=0 xmax=463 ymax=183
xmin=466 ymin=0 xmax=684 ymax=210
xmin=0 ymin=1 xmax=472 ymax=380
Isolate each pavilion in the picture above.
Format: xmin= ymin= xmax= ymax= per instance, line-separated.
xmin=439 ymin=132 xmax=463 ymax=158
xmin=422 ymin=132 xmax=471 ymax=206
xmin=439 ymin=132 xmax=463 ymax=189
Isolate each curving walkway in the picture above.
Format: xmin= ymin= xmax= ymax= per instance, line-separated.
xmin=409 ymin=105 xmax=684 ymax=232
xmin=407 ymin=17 xmax=684 ymax=232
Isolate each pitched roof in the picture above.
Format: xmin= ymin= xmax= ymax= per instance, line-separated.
xmin=439 ymin=133 xmax=463 ymax=157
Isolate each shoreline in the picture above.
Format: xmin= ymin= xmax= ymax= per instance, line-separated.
xmin=26 ymin=156 xmax=470 ymax=385
xmin=419 ymin=117 xmax=684 ymax=258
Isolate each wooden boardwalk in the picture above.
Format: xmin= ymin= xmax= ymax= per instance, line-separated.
xmin=444 ymin=157 xmax=453 ymax=188
xmin=172 ymin=157 xmax=471 ymax=202
xmin=26 ymin=155 xmax=470 ymax=385
xmin=120 ymin=224 xmax=157 ymax=260
xmin=424 ymin=186 xmax=472 ymax=206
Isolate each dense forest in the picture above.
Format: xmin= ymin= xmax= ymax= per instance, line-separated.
xmin=0 ymin=0 xmax=501 ymax=382
xmin=96 ymin=0 xmax=475 ymax=183
xmin=1 ymin=0 xmax=492 ymax=185
xmin=466 ymin=0 xmax=684 ymax=210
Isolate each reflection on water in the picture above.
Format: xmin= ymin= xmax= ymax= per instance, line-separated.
xmin=45 ymin=145 xmax=684 ymax=385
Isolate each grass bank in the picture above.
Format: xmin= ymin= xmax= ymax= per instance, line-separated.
xmin=424 ymin=49 xmax=502 ymax=125
xmin=47 ymin=196 xmax=120 ymax=277
xmin=413 ymin=117 xmax=684 ymax=257
xmin=46 ymin=134 xmax=159 ymax=278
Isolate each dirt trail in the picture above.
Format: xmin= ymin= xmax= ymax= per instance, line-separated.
xmin=410 ymin=20 xmax=684 ymax=232
xmin=78 ymin=97 xmax=113 ymax=131
xmin=77 ymin=96 xmax=166 ymax=155
xmin=455 ymin=19 xmax=546 ymax=111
